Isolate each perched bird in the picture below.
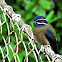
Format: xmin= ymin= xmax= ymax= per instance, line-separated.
xmin=33 ymin=16 xmax=59 ymax=54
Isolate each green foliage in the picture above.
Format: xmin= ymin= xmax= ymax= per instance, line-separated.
xmin=0 ymin=0 xmax=62 ymax=62
xmin=46 ymin=10 xmax=54 ymax=22
xmin=17 ymin=0 xmax=23 ymax=3
xmin=32 ymin=5 xmax=46 ymax=17
xmin=39 ymin=0 xmax=52 ymax=10
xmin=18 ymin=51 xmax=26 ymax=62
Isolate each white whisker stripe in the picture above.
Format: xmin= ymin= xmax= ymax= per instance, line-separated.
xmin=34 ymin=21 xmax=48 ymax=25
xmin=37 ymin=22 xmax=48 ymax=25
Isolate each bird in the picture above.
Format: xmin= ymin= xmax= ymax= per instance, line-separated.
xmin=33 ymin=16 xmax=59 ymax=54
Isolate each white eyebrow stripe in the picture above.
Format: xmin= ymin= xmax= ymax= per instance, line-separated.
xmin=35 ymin=19 xmax=47 ymax=21
xmin=34 ymin=21 xmax=48 ymax=25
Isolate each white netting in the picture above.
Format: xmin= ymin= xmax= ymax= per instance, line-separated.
xmin=0 ymin=0 xmax=62 ymax=62
xmin=0 ymin=5 xmax=43 ymax=62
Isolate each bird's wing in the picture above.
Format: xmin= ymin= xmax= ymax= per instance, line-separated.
xmin=45 ymin=26 xmax=58 ymax=54
xmin=47 ymin=24 xmax=57 ymax=40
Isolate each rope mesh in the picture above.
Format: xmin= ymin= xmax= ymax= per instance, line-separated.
xmin=0 ymin=6 xmax=43 ymax=62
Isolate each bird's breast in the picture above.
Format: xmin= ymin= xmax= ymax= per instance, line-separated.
xmin=33 ymin=25 xmax=50 ymax=45
xmin=33 ymin=26 xmax=47 ymax=35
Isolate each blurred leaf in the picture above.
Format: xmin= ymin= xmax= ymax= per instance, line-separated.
xmin=11 ymin=36 xmax=16 ymax=43
xmin=54 ymin=0 xmax=62 ymax=10
xmin=56 ymin=33 xmax=61 ymax=42
xmin=41 ymin=54 xmax=46 ymax=61
xmin=9 ymin=48 xmax=13 ymax=61
xmin=56 ymin=22 xmax=62 ymax=27
xmin=10 ymin=43 xmax=16 ymax=48
xmin=36 ymin=44 xmax=41 ymax=49
xmin=29 ymin=20 xmax=33 ymax=28
xmin=25 ymin=1 xmax=35 ymax=10
xmin=39 ymin=0 xmax=52 ymax=10
xmin=23 ymin=0 xmax=30 ymax=4
xmin=22 ymin=18 xmax=26 ymax=23
xmin=9 ymin=43 xmax=16 ymax=61
xmin=16 ymin=10 xmax=25 ymax=17
xmin=17 ymin=0 xmax=23 ymax=3
xmin=46 ymin=10 xmax=54 ymax=23
xmin=25 ymin=13 xmax=32 ymax=20
xmin=57 ymin=11 xmax=62 ymax=18
xmin=32 ymin=6 xmax=46 ymax=17
xmin=12 ymin=5 xmax=19 ymax=9
xmin=18 ymin=51 xmax=26 ymax=62
xmin=0 ymin=35 xmax=2 ymax=42
xmin=59 ymin=47 xmax=62 ymax=54
xmin=29 ymin=53 xmax=35 ymax=59
xmin=57 ymin=36 xmax=60 ymax=42
xmin=50 ymin=16 xmax=60 ymax=23
xmin=0 ymin=14 xmax=2 ymax=19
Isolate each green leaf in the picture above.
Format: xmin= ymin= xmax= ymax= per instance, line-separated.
xmin=56 ymin=33 xmax=61 ymax=42
xmin=16 ymin=10 xmax=25 ymax=16
xmin=57 ymin=11 xmax=62 ymax=18
xmin=29 ymin=20 xmax=33 ymax=28
xmin=10 ymin=36 xmax=16 ymax=43
xmin=59 ymin=47 xmax=62 ymax=54
xmin=54 ymin=0 xmax=62 ymax=10
xmin=12 ymin=5 xmax=19 ymax=10
xmin=0 ymin=13 xmax=2 ymax=19
xmin=46 ymin=10 xmax=60 ymax=23
xmin=36 ymin=44 xmax=41 ymax=49
xmin=46 ymin=10 xmax=54 ymax=23
xmin=9 ymin=48 xmax=13 ymax=61
xmin=17 ymin=0 xmax=23 ymax=3
xmin=26 ymin=13 xmax=32 ymax=20
xmin=39 ymin=0 xmax=52 ymax=10
xmin=32 ymin=6 xmax=46 ymax=17
xmin=0 ymin=35 xmax=2 ymax=42
xmin=49 ymin=17 xmax=60 ymax=23
xmin=18 ymin=51 xmax=26 ymax=62
xmin=29 ymin=53 xmax=35 ymax=59
xmin=56 ymin=22 xmax=62 ymax=27
xmin=25 ymin=1 xmax=35 ymax=10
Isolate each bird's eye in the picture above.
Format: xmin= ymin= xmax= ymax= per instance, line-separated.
xmin=41 ymin=20 xmax=45 ymax=23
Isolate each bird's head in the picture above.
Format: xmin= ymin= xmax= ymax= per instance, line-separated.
xmin=34 ymin=16 xmax=48 ymax=27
